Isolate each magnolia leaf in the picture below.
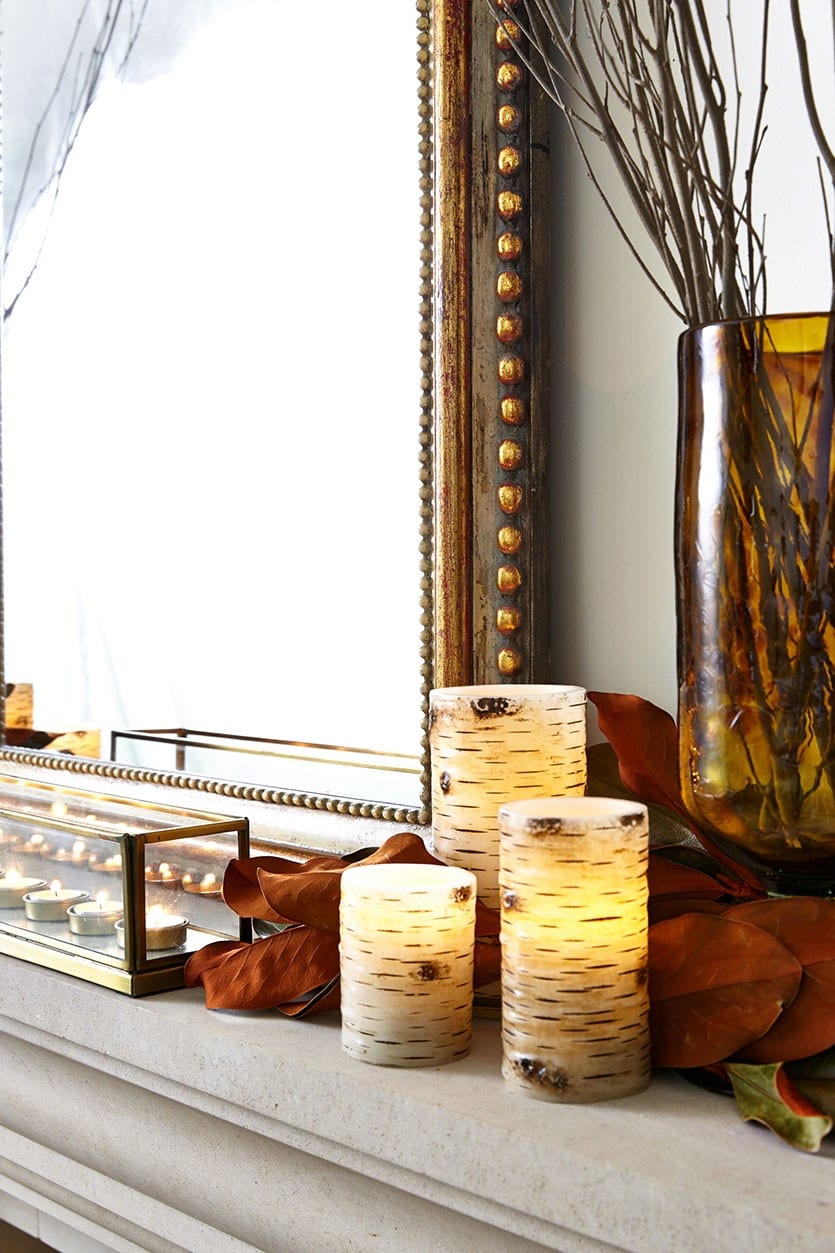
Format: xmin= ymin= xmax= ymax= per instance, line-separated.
xmin=257 ymin=866 xmax=343 ymax=934
xmin=725 ymin=1062 xmax=833 ymax=1152
xmin=279 ymin=974 xmax=341 ymax=1018
xmin=726 ymin=897 xmax=835 ymax=1063
xmin=587 ymin=741 xmax=695 ymax=849
xmin=649 ymin=898 xmax=729 ymax=924
xmin=184 ymin=926 xmax=340 ymax=1011
xmin=589 ymin=691 xmax=764 ymax=893
xmin=649 ymin=850 xmax=733 ymax=900
xmin=223 ymin=854 xmax=346 ymax=922
xmin=647 ymin=849 xmax=755 ymax=924
xmin=649 ymin=913 xmax=802 ymax=1067
xmin=588 ymin=692 xmax=687 ymax=818
xmin=249 ymin=834 xmax=440 ymax=934
xmin=474 ymin=939 xmax=501 ymax=987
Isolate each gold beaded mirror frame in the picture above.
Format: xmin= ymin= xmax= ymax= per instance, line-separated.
xmin=0 ymin=0 xmax=550 ymax=828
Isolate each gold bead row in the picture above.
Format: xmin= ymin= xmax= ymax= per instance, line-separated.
xmin=494 ymin=3 xmax=525 ymax=679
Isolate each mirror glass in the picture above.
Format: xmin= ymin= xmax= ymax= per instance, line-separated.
xmin=2 ymin=0 xmax=424 ymax=808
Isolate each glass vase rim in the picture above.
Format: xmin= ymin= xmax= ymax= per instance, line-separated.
xmin=679 ymin=308 xmax=833 ymax=343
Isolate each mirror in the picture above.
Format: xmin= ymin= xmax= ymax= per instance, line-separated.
xmin=0 ymin=1 xmax=550 ymax=828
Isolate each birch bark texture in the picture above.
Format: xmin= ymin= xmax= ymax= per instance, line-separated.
xmin=499 ymin=797 xmax=651 ymax=1103
xmin=339 ymin=863 xmax=476 ymax=1068
xmin=429 ymin=685 xmax=587 ymax=908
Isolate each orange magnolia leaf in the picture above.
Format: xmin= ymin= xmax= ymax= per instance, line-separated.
xmin=649 ymin=913 xmax=802 ymax=1068
xmin=726 ymin=898 xmax=835 ymax=1063
xmin=185 ymin=926 xmax=340 ymax=1011
xmin=223 ymin=854 xmax=346 ymax=922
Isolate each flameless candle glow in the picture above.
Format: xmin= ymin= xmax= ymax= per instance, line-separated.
xmin=499 ymin=796 xmax=651 ymax=1103
xmin=23 ymin=880 xmax=89 ymax=921
xmin=429 ymin=684 xmax=587 ymax=907
xmin=340 ymin=863 xmax=477 ymax=1068
xmin=0 ymin=870 xmax=48 ymax=908
xmin=116 ymin=905 xmax=188 ymax=951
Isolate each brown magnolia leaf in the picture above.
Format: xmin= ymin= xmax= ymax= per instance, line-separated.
xmin=649 ymin=898 xmax=730 ymax=924
xmin=279 ymin=974 xmax=341 ymax=1018
xmin=649 ymin=851 xmax=732 ymax=901
xmin=476 ymin=899 xmax=500 ymax=939
xmin=256 ymin=832 xmax=440 ymax=934
xmin=726 ymin=898 xmax=835 ymax=1063
xmin=257 ymin=866 xmax=343 ymax=933
xmin=725 ymin=1062 xmax=833 ymax=1152
xmin=223 ymin=854 xmax=347 ymax=922
xmin=589 ymin=692 xmax=687 ymax=818
xmin=474 ymin=939 xmax=501 ymax=987
xmin=355 ymin=831 xmax=439 ymax=868
xmin=649 ymin=912 xmax=802 ymax=1068
xmin=647 ymin=850 xmax=742 ymax=924
xmin=589 ymin=691 xmax=764 ymax=893
xmin=184 ymin=926 xmax=339 ymax=1011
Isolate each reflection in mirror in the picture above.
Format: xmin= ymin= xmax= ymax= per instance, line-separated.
xmin=2 ymin=0 xmax=424 ymax=808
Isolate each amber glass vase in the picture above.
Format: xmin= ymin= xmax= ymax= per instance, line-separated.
xmin=676 ymin=313 xmax=835 ymax=895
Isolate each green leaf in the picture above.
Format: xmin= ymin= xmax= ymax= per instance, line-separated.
xmin=725 ymin=1062 xmax=833 ymax=1152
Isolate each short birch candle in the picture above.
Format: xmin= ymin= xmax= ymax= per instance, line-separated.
xmin=340 ymin=863 xmax=476 ymax=1067
xmin=429 ymin=684 xmax=587 ymax=908
xmin=499 ymin=796 xmax=651 ymax=1103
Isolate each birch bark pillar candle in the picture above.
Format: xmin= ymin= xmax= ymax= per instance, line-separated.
xmin=499 ymin=797 xmax=651 ymax=1103
xmin=429 ymin=685 xmax=586 ymax=908
xmin=340 ymin=863 xmax=476 ymax=1067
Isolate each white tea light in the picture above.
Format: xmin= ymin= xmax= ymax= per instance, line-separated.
xmin=340 ymin=863 xmax=476 ymax=1067
xmin=68 ymin=897 xmax=124 ymax=935
xmin=23 ymin=881 xmax=89 ymax=921
xmin=0 ymin=871 xmax=48 ymax=909
xmin=499 ymin=796 xmax=651 ymax=1103
xmin=430 ymin=684 xmax=587 ymax=907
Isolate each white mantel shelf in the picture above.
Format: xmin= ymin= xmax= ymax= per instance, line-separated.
xmin=0 ymin=958 xmax=832 ymax=1253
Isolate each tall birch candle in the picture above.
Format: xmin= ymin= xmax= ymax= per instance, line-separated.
xmin=429 ymin=684 xmax=586 ymax=908
xmin=340 ymin=863 xmax=476 ymax=1067
xmin=499 ymin=796 xmax=651 ymax=1103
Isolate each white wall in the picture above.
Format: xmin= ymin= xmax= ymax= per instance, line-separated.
xmin=548 ymin=6 xmax=835 ymax=730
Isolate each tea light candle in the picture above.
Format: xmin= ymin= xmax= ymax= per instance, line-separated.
xmin=183 ymin=872 xmax=221 ymax=897
xmin=145 ymin=861 xmax=182 ymax=890
xmin=430 ymin=684 xmax=587 ymax=908
xmin=0 ymin=870 xmax=48 ymax=908
xmin=23 ymin=880 xmax=89 ymax=921
xmin=499 ymin=796 xmax=651 ymax=1103
xmin=68 ymin=895 xmax=124 ymax=935
xmin=10 ymin=832 xmax=52 ymax=856
xmin=340 ymin=863 xmax=476 ymax=1068
xmin=116 ymin=905 xmax=188 ymax=951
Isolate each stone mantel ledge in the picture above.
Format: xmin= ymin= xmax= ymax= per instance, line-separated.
xmin=0 ymin=958 xmax=832 ymax=1252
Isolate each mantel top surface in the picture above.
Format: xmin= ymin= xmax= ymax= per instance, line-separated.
xmin=0 ymin=957 xmax=832 ymax=1252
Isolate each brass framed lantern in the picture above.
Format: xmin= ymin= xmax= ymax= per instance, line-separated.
xmin=0 ymin=773 xmax=249 ymax=995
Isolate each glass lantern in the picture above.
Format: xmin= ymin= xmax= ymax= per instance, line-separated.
xmin=0 ymin=773 xmax=249 ymax=994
